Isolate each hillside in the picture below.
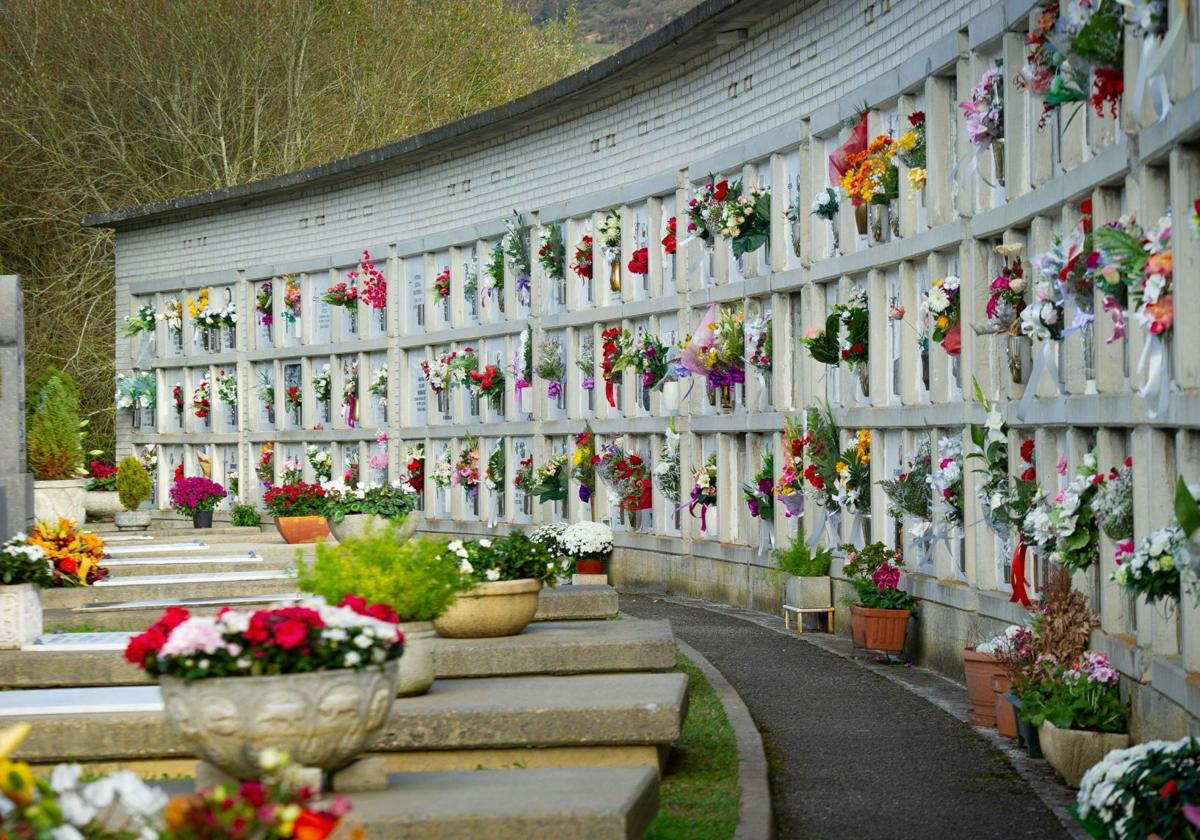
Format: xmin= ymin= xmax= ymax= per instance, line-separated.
xmin=533 ymin=0 xmax=702 ymax=59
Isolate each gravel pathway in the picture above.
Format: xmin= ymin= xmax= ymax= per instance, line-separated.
xmin=622 ymin=595 xmax=1071 ymax=840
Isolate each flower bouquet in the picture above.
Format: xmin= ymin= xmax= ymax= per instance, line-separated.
xmin=881 ymin=437 xmax=933 ymax=525
xmin=929 ymin=436 xmax=964 ymax=527
xmin=1075 ymin=736 xmax=1200 ymax=839
xmin=920 ymin=275 xmax=962 ymax=355
xmin=1092 ymin=456 xmax=1133 ymax=543
xmin=599 ymin=326 xmax=628 ymax=408
xmin=215 ymin=368 xmax=237 ymax=422
xmin=743 ymin=451 xmax=774 ymax=521
xmin=1045 ymin=451 xmax=1102 ymax=572
xmin=808 ymin=186 xmax=840 ymax=221
xmin=572 ymin=428 xmax=596 ymax=503
xmin=560 ymin=521 xmax=614 ymax=574
xmin=597 ymin=210 xmax=622 ymax=292
xmin=895 ymin=111 xmax=926 ymax=172
xmin=501 ymin=212 xmax=532 ymax=303
xmin=452 ymin=434 xmax=481 ymax=500
xmin=483 ymin=241 xmax=505 ymax=304
xmin=686 ymin=453 xmax=718 ymax=534
xmin=432 ymin=266 xmax=451 ymax=300
xmin=801 ymin=288 xmax=869 ymax=385
xmin=840 ymin=136 xmax=898 ymax=206
xmin=368 ymin=364 xmax=388 ymax=402
xmin=122 ymin=302 xmax=156 ymax=337
xmin=571 ymin=234 xmax=594 ymax=282
xmin=627 ymin=246 xmax=649 ymax=277
xmin=538 ymin=223 xmax=566 ymax=280
xmin=536 ymin=334 xmax=567 ymax=401
xmin=351 ymin=250 xmax=387 ymax=317
xmin=256 ymin=443 xmax=275 ymax=489
xmin=530 ymin=454 xmax=568 ymax=503
xmin=662 ymin=216 xmax=677 ymax=255
xmin=26 ymin=518 xmax=110 ymax=586
xmin=681 ymin=305 xmax=745 ymax=409
xmin=170 ymin=476 xmax=226 ymax=526
xmin=654 ymin=424 xmax=681 ymax=505
xmin=282 ymin=274 xmax=301 ymax=325
xmin=484 ymin=443 xmax=505 ymax=492
xmin=775 ymin=418 xmax=807 ymax=518
xmin=986 ymin=243 xmax=1028 ymax=334
xmin=341 ymin=359 xmax=359 ymax=428
xmin=960 ymin=68 xmax=1005 ymax=184
xmin=313 ymin=364 xmax=332 ymax=412
xmin=403 ymin=445 xmax=425 ymax=496
xmin=191 ymin=376 xmax=211 ymax=421
xmin=256 ymin=281 xmax=273 ymax=327
xmin=321 ymin=280 xmax=358 ymax=309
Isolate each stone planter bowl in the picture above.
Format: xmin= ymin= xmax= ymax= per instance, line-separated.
xmin=1038 ymin=721 xmax=1129 ymax=788
xmin=84 ymin=491 xmax=123 ymax=519
xmin=113 ymin=510 xmax=152 ymax=531
xmin=0 ymin=583 xmax=42 ymax=650
xmin=434 ymin=579 xmax=542 ymax=638
xmin=159 ymin=662 xmax=399 ymax=779
xmin=275 ymin=515 xmax=330 ymax=544
xmin=329 ymin=513 xmax=386 ymax=543
xmin=397 ymin=621 xmax=436 ymax=697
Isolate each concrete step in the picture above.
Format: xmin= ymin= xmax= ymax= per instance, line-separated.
xmin=100 ymin=553 xmax=293 ymax=577
xmin=0 ymin=619 xmax=676 ymax=688
xmin=3 ymin=672 xmax=688 ymax=772
xmin=42 ymin=570 xmax=298 ymax=611
xmin=340 ymin=767 xmax=658 ymax=839
xmin=42 ymin=584 xmax=619 ymax=632
xmin=90 ymin=523 xmax=269 ymax=538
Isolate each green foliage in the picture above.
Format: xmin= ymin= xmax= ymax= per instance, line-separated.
xmin=458 ymin=532 xmax=561 ymax=584
xmin=26 ymin=365 xmax=79 ymax=417
xmin=325 ymin=483 xmax=419 ymax=524
xmin=27 ymin=376 xmax=82 ymax=480
xmin=231 ymin=504 xmax=261 ymax=527
xmin=0 ymin=536 xmax=54 ymax=587
xmin=772 ymin=538 xmax=832 ymax=577
xmin=300 ymin=526 xmax=472 ymax=622
xmin=842 ymin=542 xmax=918 ymax=612
xmin=115 ymin=456 xmax=151 ymax=511
xmin=0 ymin=0 xmax=585 ymax=455
xmin=1176 ymin=477 xmax=1200 ymax=540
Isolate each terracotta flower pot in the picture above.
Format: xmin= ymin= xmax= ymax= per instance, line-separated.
xmin=962 ymin=647 xmax=1007 ymax=727
xmin=994 ymin=679 xmax=1017 ymax=739
xmin=1038 ymin=721 xmax=1129 ymax=788
xmin=575 ymin=558 xmax=605 ymax=576
xmin=274 ymin=515 xmax=330 ymax=544
xmin=849 ymin=604 xmax=910 ymax=654
xmin=434 ymin=579 xmax=542 ymax=639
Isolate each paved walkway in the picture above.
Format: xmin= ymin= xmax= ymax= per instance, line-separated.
xmin=621 ymin=595 xmax=1072 ymax=840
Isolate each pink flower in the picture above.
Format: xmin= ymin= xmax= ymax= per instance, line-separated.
xmin=873 ymin=562 xmax=902 ymax=591
xmin=159 ymin=616 xmax=227 ymax=657
xmin=1056 ymin=455 xmax=1068 ymax=476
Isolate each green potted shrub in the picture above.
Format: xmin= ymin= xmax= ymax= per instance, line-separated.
xmin=324 ymin=481 xmax=420 ymax=543
xmin=842 ymin=542 xmax=917 ymax=656
xmin=434 ymin=532 xmax=561 ymax=638
xmin=0 ymin=535 xmax=55 ymax=648
xmin=28 ymin=374 xmax=86 ymax=524
xmin=114 ymin=456 xmax=153 ymax=530
xmin=774 ymin=537 xmax=833 ymax=611
xmin=300 ymin=522 xmax=471 ymax=696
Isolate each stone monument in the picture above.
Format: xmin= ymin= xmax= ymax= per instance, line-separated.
xmin=0 ymin=275 xmax=33 ymax=538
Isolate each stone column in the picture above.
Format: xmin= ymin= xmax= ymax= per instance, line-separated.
xmin=0 ymin=275 xmax=33 ymax=537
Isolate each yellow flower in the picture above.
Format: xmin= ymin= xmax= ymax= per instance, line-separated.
xmin=908 ymin=168 xmax=927 ymax=190
xmin=835 ymin=461 xmax=848 ymax=477
xmin=0 ymin=759 xmax=35 ymax=805
xmin=896 ymin=130 xmax=917 ymax=152
xmin=935 ymin=315 xmax=949 ymax=330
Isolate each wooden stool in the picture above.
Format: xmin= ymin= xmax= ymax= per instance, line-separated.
xmin=782 ymin=604 xmax=835 ymax=634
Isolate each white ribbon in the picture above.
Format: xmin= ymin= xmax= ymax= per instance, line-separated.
xmin=849 ymin=512 xmax=866 ymax=549
xmin=806 ymin=506 xmax=829 ymax=548
xmin=756 ymin=521 xmax=775 ymax=558
xmin=754 ymin=369 xmax=769 ymax=413
xmin=134 ymin=332 xmax=156 ymax=370
xmin=1017 ymin=338 xmax=1063 ymax=421
xmin=1137 ymin=332 xmax=1172 ymax=418
xmin=1132 ymin=3 xmax=1187 ymax=122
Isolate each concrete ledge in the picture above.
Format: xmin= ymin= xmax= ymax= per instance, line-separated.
xmin=2 ymin=619 xmax=676 ymax=688
xmin=42 ymin=573 xmax=298 ymax=610
xmin=6 ymin=673 xmax=688 ymax=765
xmin=534 ymin=585 xmax=619 ymax=621
xmin=339 ymin=767 xmax=659 ymax=840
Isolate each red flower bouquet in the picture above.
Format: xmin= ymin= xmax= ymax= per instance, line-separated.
xmin=571 ymin=235 xmax=594 ymax=281
xmin=350 ymin=250 xmax=387 ymax=310
xmin=627 ymin=247 xmax=649 ymax=276
xmin=662 ymin=216 xmax=677 ymax=255
xmin=170 ymin=476 xmax=227 ymax=516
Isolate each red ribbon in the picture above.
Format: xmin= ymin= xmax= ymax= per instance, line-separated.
xmin=605 ymin=379 xmax=615 ymax=408
xmin=1010 ymin=539 xmax=1032 ymax=608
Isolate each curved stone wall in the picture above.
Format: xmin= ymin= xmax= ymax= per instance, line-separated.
xmin=98 ymin=0 xmax=1200 ymax=738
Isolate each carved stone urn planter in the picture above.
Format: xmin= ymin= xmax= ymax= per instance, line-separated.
xmin=33 ymin=478 xmax=87 ymax=525
xmin=434 ymin=579 xmax=541 ymax=639
xmin=328 ymin=514 xmax=387 ymax=544
xmin=0 ymin=584 xmax=42 ymax=650
xmin=1038 ymin=722 xmax=1129 ymax=788
xmin=159 ymin=662 xmax=399 ymax=779
xmin=84 ymin=491 xmax=122 ymax=520
xmin=113 ymin=510 xmax=152 ymax=531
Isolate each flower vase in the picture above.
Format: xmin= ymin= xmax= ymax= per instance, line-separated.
xmin=827 ymin=219 xmax=840 ymax=258
xmin=376 ymin=402 xmax=387 ymax=425
xmin=436 ymin=390 xmax=450 ymax=420
xmin=441 ymin=297 xmax=450 ymax=324
xmin=291 ymin=407 xmax=301 ymax=428
xmin=170 ymin=327 xmax=183 ymax=354
xmin=641 ymin=385 xmax=651 ymax=412
xmin=626 ymin=508 xmax=642 ymax=532
xmin=991 ymin=138 xmax=1006 ymax=188
xmin=266 ymin=405 xmax=275 ymax=426
xmin=222 ymin=324 xmax=236 ymax=351
xmin=131 ymin=401 xmax=143 ymax=430
xmin=489 ymin=392 xmax=505 ymax=418
xmin=856 ymin=365 xmax=870 ymax=398
xmin=347 ymin=308 xmax=358 ymax=337
xmin=141 ymin=405 xmax=156 ymax=430
xmin=789 ymin=218 xmax=803 ymax=259
xmin=608 ymin=259 xmax=622 ymax=294
xmin=661 ymin=380 xmax=679 ymax=413
xmin=719 ymin=385 xmax=734 ymax=412
xmin=321 ymin=401 xmax=332 ymax=425
xmin=1006 ymin=335 xmax=1027 ymax=384
xmin=854 ymin=203 xmax=868 ymax=236
xmin=888 ymin=199 xmax=900 ymax=239
xmin=706 ymin=387 xmax=716 ymax=407
xmin=376 ymin=307 xmax=386 ymax=333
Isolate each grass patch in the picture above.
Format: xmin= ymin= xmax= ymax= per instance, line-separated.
xmin=46 ymin=622 xmax=103 ymax=633
xmin=646 ymin=653 xmax=740 ymax=839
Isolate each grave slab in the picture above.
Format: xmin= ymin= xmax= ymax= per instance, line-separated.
xmin=41 ymin=571 xmax=297 ymax=610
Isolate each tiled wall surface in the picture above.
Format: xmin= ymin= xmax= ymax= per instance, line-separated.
xmin=110 ymin=0 xmax=1200 ymax=737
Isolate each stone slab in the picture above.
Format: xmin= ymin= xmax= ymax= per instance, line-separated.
xmin=104 ymin=542 xmax=208 ymax=555
xmin=0 ymin=619 xmax=676 ymax=688
xmin=534 ymin=585 xmax=618 ymax=621
xmin=41 ymin=572 xmax=297 ymax=610
xmin=338 ymin=767 xmax=659 ymax=839
xmin=4 ymin=673 xmax=688 ymax=765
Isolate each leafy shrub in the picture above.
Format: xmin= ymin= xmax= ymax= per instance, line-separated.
xmin=299 ymin=524 xmax=470 ymax=622
xmin=27 ymin=375 xmax=83 ymax=480
xmin=773 ymin=538 xmax=833 ymax=577
xmin=323 ymin=482 xmax=418 ymax=523
xmin=231 ymin=504 xmax=262 ymax=527
xmin=115 ymin=456 xmax=151 ymax=511
xmin=263 ymin=482 xmax=327 ymax=518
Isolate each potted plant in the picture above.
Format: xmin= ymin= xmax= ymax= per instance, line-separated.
xmin=842 ymin=542 xmax=917 ymax=656
xmin=324 ymin=480 xmax=420 ymax=543
xmin=114 ymin=456 xmax=153 ymax=531
xmin=28 ymin=374 xmax=87 ymax=524
xmin=559 ymin=521 xmax=613 ymax=576
xmin=530 ymin=522 xmax=568 ymax=560
xmin=1074 ymin=736 xmax=1200 ymax=838
xmin=231 ymin=503 xmax=262 ymax=527
xmin=264 ymin=482 xmax=330 ymax=543
xmin=83 ymin=459 xmax=122 ymax=519
xmin=300 ymin=524 xmax=472 ymax=696
xmin=1024 ymin=651 xmax=1129 ymax=787
xmin=124 ymin=596 xmax=404 ymax=779
xmin=434 ymin=532 xmax=562 ymax=638
xmin=962 ymin=625 xmax=1024 ymax=729
xmin=169 ymin=476 xmax=226 ymax=529
xmin=773 ymin=538 xmax=834 ymax=611
xmin=0 ymin=535 xmax=54 ymax=648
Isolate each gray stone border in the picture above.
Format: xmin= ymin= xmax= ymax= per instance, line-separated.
xmin=675 ymin=639 xmax=774 ymax=840
xmin=658 ymin=595 xmax=1089 ymax=840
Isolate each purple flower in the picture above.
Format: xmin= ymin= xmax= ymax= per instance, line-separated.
xmin=642 ymin=371 xmax=654 ymax=388
xmin=644 ymin=346 xmax=657 ymax=359
xmin=579 ymin=485 xmax=592 ymax=503
xmin=547 ymin=380 xmax=563 ymax=398
xmin=581 ymin=376 xmax=595 ymax=391
xmin=757 ymin=477 xmax=773 ymax=495
xmin=169 ymin=476 xmax=226 ymax=514
xmin=746 ymin=498 xmax=760 ymax=518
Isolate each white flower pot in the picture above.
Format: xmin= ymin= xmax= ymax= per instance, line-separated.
xmin=783 ymin=574 xmax=832 ymax=610
xmin=397 ymin=621 xmax=435 ymax=697
xmin=159 ymin=663 xmax=399 ymax=779
xmin=114 ymin=510 xmax=152 ymax=531
xmin=661 ymin=380 xmax=679 ymax=413
xmin=34 ymin=479 xmax=88 ymax=524
xmin=0 ymin=584 xmax=42 ymax=650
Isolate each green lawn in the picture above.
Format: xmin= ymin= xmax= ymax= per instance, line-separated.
xmin=646 ymin=654 xmax=740 ymax=839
